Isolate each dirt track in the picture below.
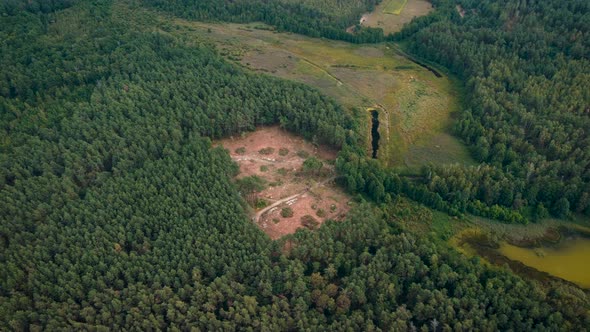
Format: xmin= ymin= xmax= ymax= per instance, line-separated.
xmin=254 ymin=176 xmax=337 ymax=223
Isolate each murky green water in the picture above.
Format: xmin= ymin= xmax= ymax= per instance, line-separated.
xmin=498 ymin=238 xmax=590 ymax=288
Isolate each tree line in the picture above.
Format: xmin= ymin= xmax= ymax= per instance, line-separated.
xmin=141 ymin=0 xmax=387 ymax=43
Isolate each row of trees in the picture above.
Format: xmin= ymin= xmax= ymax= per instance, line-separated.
xmin=141 ymin=0 xmax=387 ymax=43
xmin=335 ymin=148 xmax=527 ymax=223
xmin=0 ymin=0 xmax=78 ymax=15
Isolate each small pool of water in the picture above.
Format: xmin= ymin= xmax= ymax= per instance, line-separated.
xmin=370 ymin=110 xmax=380 ymax=158
xmin=498 ymin=238 xmax=590 ymax=288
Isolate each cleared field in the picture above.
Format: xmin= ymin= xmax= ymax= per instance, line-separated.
xmin=383 ymin=0 xmax=408 ymax=15
xmin=361 ymin=0 xmax=433 ymax=35
xmin=216 ymin=126 xmax=350 ymax=239
xmin=171 ymin=19 xmax=473 ymax=168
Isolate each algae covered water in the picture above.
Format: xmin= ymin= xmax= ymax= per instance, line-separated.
xmin=498 ymin=238 xmax=590 ymax=288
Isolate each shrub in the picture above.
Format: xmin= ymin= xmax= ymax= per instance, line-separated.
xmin=235 ymin=147 xmax=246 ymax=155
xmin=235 ymin=176 xmax=266 ymax=206
xmin=281 ymin=207 xmax=294 ymax=218
xmin=303 ymin=156 xmax=323 ymax=174
xmin=296 ymin=150 xmax=310 ymax=158
xmin=269 ymin=180 xmax=284 ymax=187
xmin=259 ymin=147 xmax=275 ymax=155
xmin=301 ymin=215 xmax=319 ymax=230
xmin=316 ymin=209 xmax=326 ymax=218
xmin=255 ymin=198 xmax=268 ymax=209
xmin=279 ymin=148 xmax=289 ymax=156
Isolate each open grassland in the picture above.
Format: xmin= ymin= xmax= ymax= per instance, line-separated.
xmin=166 ymin=19 xmax=473 ymax=168
xmin=361 ymin=0 xmax=432 ymax=35
xmin=383 ymin=0 xmax=408 ymax=15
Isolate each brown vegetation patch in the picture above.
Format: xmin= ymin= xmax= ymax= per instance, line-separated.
xmin=353 ymin=47 xmax=385 ymax=58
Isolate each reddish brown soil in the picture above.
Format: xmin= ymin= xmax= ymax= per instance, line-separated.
xmin=259 ymin=183 xmax=350 ymax=240
xmin=216 ymin=126 xmax=351 ymax=239
xmin=217 ymin=126 xmax=336 ymax=199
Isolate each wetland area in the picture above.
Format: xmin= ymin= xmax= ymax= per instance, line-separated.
xmin=454 ymin=225 xmax=590 ymax=289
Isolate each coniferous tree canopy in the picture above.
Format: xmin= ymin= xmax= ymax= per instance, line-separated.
xmin=395 ymin=0 xmax=590 ymax=219
xmin=1 ymin=0 xmax=589 ymax=329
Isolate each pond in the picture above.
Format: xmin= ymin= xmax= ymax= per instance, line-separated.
xmin=498 ymin=237 xmax=590 ymax=288
xmin=370 ymin=110 xmax=380 ymax=158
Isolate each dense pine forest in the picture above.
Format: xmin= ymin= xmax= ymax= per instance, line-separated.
xmin=397 ymin=0 xmax=590 ymax=220
xmin=1 ymin=0 xmax=589 ymax=329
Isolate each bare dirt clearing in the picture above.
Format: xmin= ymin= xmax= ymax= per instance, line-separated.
xmin=216 ymin=126 xmax=351 ymax=239
xmin=257 ymin=178 xmax=350 ymax=240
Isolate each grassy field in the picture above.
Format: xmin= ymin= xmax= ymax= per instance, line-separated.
xmin=361 ymin=0 xmax=432 ymax=35
xmin=383 ymin=0 xmax=408 ymax=15
xmin=164 ymin=18 xmax=473 ymax=168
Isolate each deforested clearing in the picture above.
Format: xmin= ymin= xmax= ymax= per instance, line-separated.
xmin=217 ymin=126 xmax=351 ymax=239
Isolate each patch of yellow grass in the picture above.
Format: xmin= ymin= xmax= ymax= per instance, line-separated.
xmin=383 ymin=0 xmax=408 ymax=15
